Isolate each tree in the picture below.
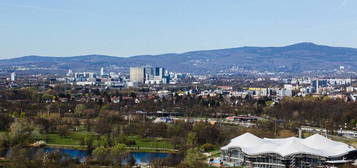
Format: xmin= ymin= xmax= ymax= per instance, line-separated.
xmin=43 ymin=150 xmax=77 ymax=168
xmin=200 ymin=143 xmax=215 ymax=152
xmin=94 ymin=136 xmax=110 ymax=148
xmin=74 ymin=104 xmax=86 ymax=118
xmin=127 ymin=154 xmax=136 ymax=167
xmin=151 ymin=158 xmax=165 ymax=168
xmin=5 ymin=146 xmax=40 ymax=168
xmin=182 ymin=148 xmax=206 ymax=168
xmin=92 ymin=146 xmax=110 ymax=163
xmin=0 ymin=135 xmax=9 ymax=156
xmin=80 ymin=134 xmax=95 ymax=153
xmin=0 ymin=113 xmax=12 ymax=131
xmin=111 ymin=143 xmax=127 ymax=166
xmin=186 ymin=132 xmax=197 ymax=148
xmin=8 ymin=118 xmax=40 ymax=146
xmin=57 ymin=125 xmax=70 ymax=137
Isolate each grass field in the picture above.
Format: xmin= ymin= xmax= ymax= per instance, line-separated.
xmin=127 ymin=136 xmax=174 ymax=149
xmin=1 ymin=130 xmax=175 ymax=152
xmin=39 ymin=132 xmax=174 ymax=150
xmin=40 ymin=132 xmax=92 ymax=146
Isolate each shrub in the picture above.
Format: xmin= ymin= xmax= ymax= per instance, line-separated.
xmin=201 ymin=143 xmax=215 ymax=152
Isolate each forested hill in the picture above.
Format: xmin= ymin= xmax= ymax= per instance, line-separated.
xmin=1 ymin=42 xmax=357 ymax=73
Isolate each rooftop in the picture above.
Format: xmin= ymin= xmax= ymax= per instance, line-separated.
xmin=221 ymin=133 xmax=356 ymax=158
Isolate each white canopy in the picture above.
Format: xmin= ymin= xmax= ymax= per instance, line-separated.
xmin=221 ymin=132 xmax=264 ymax=150
xmin=221 ymin=133 xmax=356 ymax=158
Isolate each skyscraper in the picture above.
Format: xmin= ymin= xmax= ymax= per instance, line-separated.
xmin=144 ymin=67 xmax=154 ymax=80
xmin=153 ymin=67 xmax=165 ymax=80
xmin=66 ymin=69 xmax=73 ymax=76
xmin=130 ymin=66 xmax=169 ymax=84
xmin=312 ymin=79 xmax=327 ymax=94
xmin=100 ymin=67 xmax=104 ymax=76
xmin=10 ymin=72 xmax=16 ymax=81
xmin=130 ymin=67 xmax=145 ymax=83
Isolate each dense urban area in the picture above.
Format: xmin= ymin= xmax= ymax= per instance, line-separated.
xmin=0 ymin=65 xmax=356 ymax=168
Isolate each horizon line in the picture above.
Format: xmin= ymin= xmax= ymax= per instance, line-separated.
xmin=0 ymin=42 xmax=353 ymax=60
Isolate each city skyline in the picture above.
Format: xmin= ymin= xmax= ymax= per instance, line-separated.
xmin=1 ymin=0 xmax=357 ymax=58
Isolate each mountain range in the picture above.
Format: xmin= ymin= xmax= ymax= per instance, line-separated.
xmin=1 ymin=42 xmax=357 ymax=74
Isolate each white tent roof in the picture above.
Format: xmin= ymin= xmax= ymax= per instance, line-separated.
xmin=302 ymin=134 xmax=355 ymax=157
xmin=221 ymin=132 xmax=264 ymax=150
xmin=243 ymin=141 xmax=279 ymax=156
xmin=221 ymin=133 xmax=356 ymax=158
xmin=274 ymin=139 xmax=327 ymax=157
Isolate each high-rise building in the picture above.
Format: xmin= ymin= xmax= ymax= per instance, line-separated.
xmin=100 ymin=67 xmax=104 ymax=76
xmin=66 ymin=69 xmax=73 ymax=76
xmin=130 ymin=66 xmax=169 ymax=84
xmin=340 ymin=65 xmax=345 ymax=71
xmin=144 ymin=67 xmax=154 ymax=80
xmin=10 ymin=72 xmax=16 ymax=81
xmin=153 ymin=67 xmax=165 ymax=80
xmin=130 ymin=67 xmax=145 ymax=83
xmin=88 ymin=72 xmax=96 ymax=79
xmin=312 ymin=79 xmax=327 ymax=93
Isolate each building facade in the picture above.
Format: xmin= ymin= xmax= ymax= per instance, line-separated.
xmin=130 ymin=67 xmax=145 ymax=83
xmin=130 ymin=66 xmax=169 ymax=84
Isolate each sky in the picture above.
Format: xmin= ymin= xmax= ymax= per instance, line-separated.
xmin=0 ymin=0 xmax=357 ymax=59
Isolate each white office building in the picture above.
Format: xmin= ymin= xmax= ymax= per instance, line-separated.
xmin=10 ymin=72 xmax=16 ymax=81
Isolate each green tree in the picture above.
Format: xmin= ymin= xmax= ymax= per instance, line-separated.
xmin=8 ymin=118 xmax=40 ymax=146
xmin=94 ymin=135 xmax=110 ymax=147
xmin=92 ymin=146 xmax=110 ymax=162
xmin=111 ymin=143 xmax=127 ymax=165
xmin=183 ymin=148 xmax=206 ymax=168
xmin=0 ymin=135 xmax=9 ymax=156
xmin=127 ymin=154 xmax=136 ymax=167
xmin=74 ymin=104 xmax=86 ymax=118
xmin=186 ymin=132 xmax=197 ymax=148
xmin=80 ymin=134 xmax=95 ymax=153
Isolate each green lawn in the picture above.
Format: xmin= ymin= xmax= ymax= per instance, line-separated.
xmin=127 ymin=136 xmax=173 ymax=149
xmin=2 ymin=130 xmax=174 ymax=151
xmin=40 ymin=132 xmax=92 ymax=146
xmin=40 ymin=133 xmax=174 ymax=150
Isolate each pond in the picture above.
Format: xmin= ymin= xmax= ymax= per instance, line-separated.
xmin=6 ymin=147 xmax=171 ymax=164
xmin=43 ymin=147 xmax=171 ymax=164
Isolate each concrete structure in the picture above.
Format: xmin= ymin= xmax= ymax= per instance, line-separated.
xmin=221 ymin=133 xmax=356 ymax=167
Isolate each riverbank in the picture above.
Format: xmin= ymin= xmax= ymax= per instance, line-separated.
xmin=46 ymin=143 xmax=177 ymax=153
xmin=33 ymin=131 xmax=176 ymax=153
xmin=2 ymin=130 xmax=177 ymax=153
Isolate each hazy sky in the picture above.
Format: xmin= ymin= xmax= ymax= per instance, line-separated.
xmin=1 ymin=0 xmax=357 ymax=58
